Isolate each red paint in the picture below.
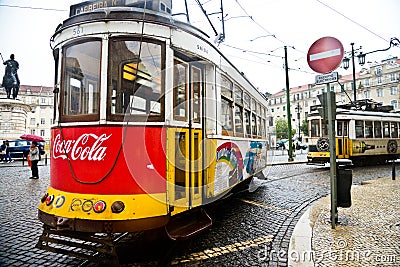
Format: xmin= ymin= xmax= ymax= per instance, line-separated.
xmin=50 ymin=126 xmax=167 ymax=195
xmin=307 ymin=36 xmax=344 ymax=74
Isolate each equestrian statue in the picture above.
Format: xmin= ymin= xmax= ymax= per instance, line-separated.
xmin=1 ymin=53 xmax=20 ymax=99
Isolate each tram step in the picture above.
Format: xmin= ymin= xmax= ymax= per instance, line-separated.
xmin=165 ymin=208 xmax=212 ymax=241
xmin=36 ymin=225 xmax=124 ymax=265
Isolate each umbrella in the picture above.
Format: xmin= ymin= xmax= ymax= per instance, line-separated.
xmin=20 ymin=134 xmax=45 ymax=142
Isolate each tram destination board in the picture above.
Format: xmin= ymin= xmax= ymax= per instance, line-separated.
xmin=315 ymin=72 xmax=338 ymax=85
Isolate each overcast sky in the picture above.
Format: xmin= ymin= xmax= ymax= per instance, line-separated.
xmin=0 ymin=0 xmax=399 ymax=94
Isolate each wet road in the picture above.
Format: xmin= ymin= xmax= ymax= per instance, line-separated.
xmin=0 ymin=159 xmax=398 ymax=266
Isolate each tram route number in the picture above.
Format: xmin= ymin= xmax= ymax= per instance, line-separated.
xmin=72 ymin=26 xmax=84 ymax=36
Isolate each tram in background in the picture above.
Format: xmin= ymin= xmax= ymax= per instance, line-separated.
xmin=307 ymin=99 xmax=400 ymax=165
xmin=36 ymin=0 xmax=268 ymax=262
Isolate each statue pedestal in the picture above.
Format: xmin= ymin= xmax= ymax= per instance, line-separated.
xmin=0 ymin=98 xmax=31 ymax=140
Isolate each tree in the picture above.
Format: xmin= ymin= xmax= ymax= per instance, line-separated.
xmin=300 ymin=119 xmax=309 ymax=137
xmin=275 ymin=118 xmax=295 ymax=139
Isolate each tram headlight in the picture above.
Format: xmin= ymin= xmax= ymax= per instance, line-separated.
xmin=41 ymin=193 xmax=48 ymax=203
xmin=111 ymin=201 xmax=125 ymax=213
xmin=45 ymin=195 xmax=54 ymax=206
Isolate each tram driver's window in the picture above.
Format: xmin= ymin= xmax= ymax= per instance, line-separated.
xmin=355 ymin=120 xmax=364 ymax=138
xmin=62 ymin=40 xmax=101 ymax=121
xmin=108 ymin=39 xmax=163 ymax=121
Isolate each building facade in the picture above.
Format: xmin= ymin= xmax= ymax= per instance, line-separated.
xmin=0 ymin=85 xmax=54 ymax=143
xmin=268 ymin=56 xmax=400 ymax=145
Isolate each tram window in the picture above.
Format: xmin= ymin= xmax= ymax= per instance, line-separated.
xmin=62 ymin=40 xmax=101 ymax=121
xmin=261 ymin=118 xmax=266 ymax=138
xmin=365 ymin=121 xmax=373 ymax=138
xmin=234 ymin=105 xmax=244 ymax=135
xmin=322 ymin=120 xmax=328 ymax=137
xmin=251 ymin=113 xmax=257 ymax=136
xmin=244 ymin=93 xmax=250 ymax=110
xmin=383 ymin=122 xmax=390 ymax=137
xmin=311 ymin=119 xmax=320 ymax=137
xmin=221 ymin=75 xmax=233 ymax=99
xmin=108 ymin=39 xmax=163 ymax=121
xmin=234 ymin=85 xmax=243 ymax=106
xmin=251 ymin=99 xmax=256 ymax=112
xmin=257 ymin=116 xmax=262 ymax=137
xmin=391 ymin=122 xmax=398 ymax=138
xmin=221 ymin=98 xmax=233 ymax=134
xmin=374 ymin=121 xmax=382 ymax=138
xmin=173 ymin=60 xmax=188 ymax=121
xmin=244 ymin=110 xmax=251 ymax=137
xmin=192 ymin=67 xmax=201 ymax=123
xmin=355 ymin=120 xmax=364 ymax=138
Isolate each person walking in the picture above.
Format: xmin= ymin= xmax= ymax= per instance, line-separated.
xmin=0 ymin=141 xmax=6 ymax=163
xmin=4 ymin=140 xmax=13 ymax=163
xmin=29 ymin=141 xmax=40 ymax=179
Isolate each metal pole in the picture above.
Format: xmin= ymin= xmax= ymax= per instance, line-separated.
xmin=351 ymin=43 xmax=357 ymax=103
xmin=297 ymin=103 xmax=301 ymax=140
xmin=284 ymin=46 xmax=293 ymax=161
xmin=327 ymin=88 xmax=337 ymax=229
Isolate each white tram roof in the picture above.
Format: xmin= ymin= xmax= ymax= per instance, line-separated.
xmin=309 ymin=107 xmax=400 ymax=120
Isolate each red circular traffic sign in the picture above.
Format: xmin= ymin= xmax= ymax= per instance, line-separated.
xmin=307 ymin=36 xmax=344 ymax=74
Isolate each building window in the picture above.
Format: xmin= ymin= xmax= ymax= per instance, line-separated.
xmin=41 ymin=118 xmax=45 ymax=125
xmin=377 ymin=76 xmax=382 ymax=84
xmin=41 ymin=98 xmax=46 ymax=104
xmin=390 ymin=87 xmax=397 ymax=95
xmin=390 ymin=73 xmax=396 ymax=81
xmin=391 ymin=100 xmax=398 ymax=109
xmin=40 ymin=130 xmax=45 ymax=136
xmin=364 ymin=79 xmax=369 ymax=87
xmin=375 ymin=67 xmax=382 ymax=75
xmin=364 ymin=91 xmax=370 ymax=98
xmin=377 ymin=88 xmax=383 ymax=97
xmin=30 ymin=129 xmax=35 ymax=134
xmin=30 ymin=118 xmax=36 ymax=125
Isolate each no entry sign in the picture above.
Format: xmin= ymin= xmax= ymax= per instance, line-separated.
xmin=307 ymin=37 xmax=344 ymax=74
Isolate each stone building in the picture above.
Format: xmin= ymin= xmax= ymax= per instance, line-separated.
xmin=268 ymin=56 xmax=400 ymax=145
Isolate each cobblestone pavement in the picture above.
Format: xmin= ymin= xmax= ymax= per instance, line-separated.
xmin=0 ymin=158 xmax=398 ymax=266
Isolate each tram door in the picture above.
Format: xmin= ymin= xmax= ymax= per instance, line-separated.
xmin=168 ymin=58 xmax=203 ymax=215
xmin=337 ymin=120 xmax=349 ymax=159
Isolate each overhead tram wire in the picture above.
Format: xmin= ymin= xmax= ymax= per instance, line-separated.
xmin=314 ymin=0 xmax=390 ymax=44
xmin=0 ymin=4 xmax=67 ymax=12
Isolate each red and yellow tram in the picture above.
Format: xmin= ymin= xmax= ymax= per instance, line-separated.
xmin=36 ymin=0 xmax=268 ymax=259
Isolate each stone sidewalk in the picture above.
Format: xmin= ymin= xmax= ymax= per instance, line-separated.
xmin=289 ymin=177 xmax=400 ymax=266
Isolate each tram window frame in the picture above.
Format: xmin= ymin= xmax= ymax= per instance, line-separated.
xmin=355 ymin=120 xmax=364 ymax=138
xmin=383 ymin=121 xmax=390 ymax=138
xmin=374 ymin=121 xmax=382 ymax=138
xmin=173 ymin=58 xmax=189 ymax=121
xmin=221 ymin=75 xmax=233 ymax=100
xmin=107 ymin=37 xmax=165 ymax=122
xmin=365 ymin=121 xmax=373 ymax=138
xmin=191 ymin=66 xmax=202 ymax=124
xmin=244 ymin=109 xmax=251 ymax=137
xmin=221 ymin=97 xmax=233 ymax=135
xmin=311 ymin=119 xmax=320 ymax=137
xmin=60 ymin=39 xmax=102 ymax=122
xmin=390 ymin=122 xmax=398 ymax=138
xmin=234 ymin=105 xmax=244 ymax=136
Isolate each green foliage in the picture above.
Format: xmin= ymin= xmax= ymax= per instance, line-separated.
xmin=300 ymin=119 xmax=309 ymax=136
xmin=275 ymin=118 xmax=295 ymax=139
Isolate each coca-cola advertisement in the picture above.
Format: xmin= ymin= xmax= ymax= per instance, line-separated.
xmin=50 ymin=127 xmax=166 ymax=195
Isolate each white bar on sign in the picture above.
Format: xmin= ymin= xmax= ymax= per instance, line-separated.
xmin=310 ymin=49 xmax=341 ymax=61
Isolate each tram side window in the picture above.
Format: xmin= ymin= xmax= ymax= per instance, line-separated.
xmin=391 ymin=122 xmax=398 ymax=138
xmin=311 ymin=119 xmax=320 ymax=137
xmin=365 ymin=121 xmax=373 ymax=138
xmin=62 ymin=40 xmax=101 ymax=121
xmin=234 ymin=105 xmax=244 ymax=135
xmin=108 ymin=39 xmax=163 ymax=121
xmin=374 ymin=121 xmax=382 ymax=138
xmin=173 ymin=60 xmax=188 ymax=121
xmin=383 ymin=122 xmax=390 ymax=137
xmin=221 ymin=98 xmax=233 ymax=134
xmin=355 ymin=120 xmax=364 ymax=138
xmin=244 ymin=110 xmax=251 ymax=137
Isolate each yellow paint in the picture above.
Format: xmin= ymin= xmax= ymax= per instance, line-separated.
xmin=38 ymin=187 xmax=168 ymax=220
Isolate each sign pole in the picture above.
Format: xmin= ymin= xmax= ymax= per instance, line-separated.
xmin=327 ymin=86 xmax=337 ymax=229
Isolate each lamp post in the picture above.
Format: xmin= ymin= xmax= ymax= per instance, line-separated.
xmin=284 ymin=46 xmax=294 ymax=162
xmin=295 ymin=102 xmax=302 ymax=140
xmin=342 ymin=43 xmax=358 ymax=103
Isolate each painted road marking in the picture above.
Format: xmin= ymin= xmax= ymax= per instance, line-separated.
xmin=171 ymin=235 xmax=273 ymax=265
xmin=239 ymin=199 xmax=292 ymax=215
xmin=309 ymin=48 xmax=341 ymax=61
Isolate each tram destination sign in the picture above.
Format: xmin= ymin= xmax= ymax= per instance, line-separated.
xmin=70 ymin=0 xmax=156 ymax=16
xmin=315 ymin=72 xmax=338 ymax=85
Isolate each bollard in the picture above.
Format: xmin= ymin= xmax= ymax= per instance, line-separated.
xmin=22 ymin=154 xmax=25 ymax=166
xmin=392 ymin=160 xmax=396 ymax=180
xmin=45 ymin=153 xmax=48 ymax=165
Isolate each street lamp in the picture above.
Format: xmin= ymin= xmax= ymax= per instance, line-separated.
xmin=342 ymin=43 xmax=361 ymax=103
xmin=295 ymin=103 xmax=302 ymax=140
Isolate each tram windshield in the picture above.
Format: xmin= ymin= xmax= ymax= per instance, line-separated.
xmin=108 ymin=38 xmax=163 ymax=121
xmin=61 ymin=40 xmax=101 ymax=121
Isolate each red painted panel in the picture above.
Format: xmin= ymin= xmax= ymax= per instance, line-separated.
xmin=51 ymin=126 xmax=166 ymax=195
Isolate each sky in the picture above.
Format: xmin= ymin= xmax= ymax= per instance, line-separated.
xmin=0 ymin=0 xmax=399 ymax=94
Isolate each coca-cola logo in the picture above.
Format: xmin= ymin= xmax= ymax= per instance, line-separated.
xmin=53 ymin=133 xmax=112 ymax=161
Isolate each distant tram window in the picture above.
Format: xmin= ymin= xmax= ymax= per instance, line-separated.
xmin=108 ymin=38 xmax=163 ymax=121
xmin=374 ymin=121 xmax=382 ymax=138
xmin=383 ymin=122 xmax=390 ymax=137
xmin=61 ymin=40 xmax=101 ymax=121
xmin=311 ymin=119 xmax=320 ymax=137
xmin=355 ymin=120 xmax=364 ymax=138
xmin=391 ymin=122 xmax=398 ymax=138
xmin=365 ymin=121 xmax=373 ymax=138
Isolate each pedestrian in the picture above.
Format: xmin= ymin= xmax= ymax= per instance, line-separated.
xmin=29 ymin=141 xmax=40 ymax=179
xmin=0 ymin=141 xmax=6 ymax=163
xmin=4 ymin=140 xmax=13 ymax=163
